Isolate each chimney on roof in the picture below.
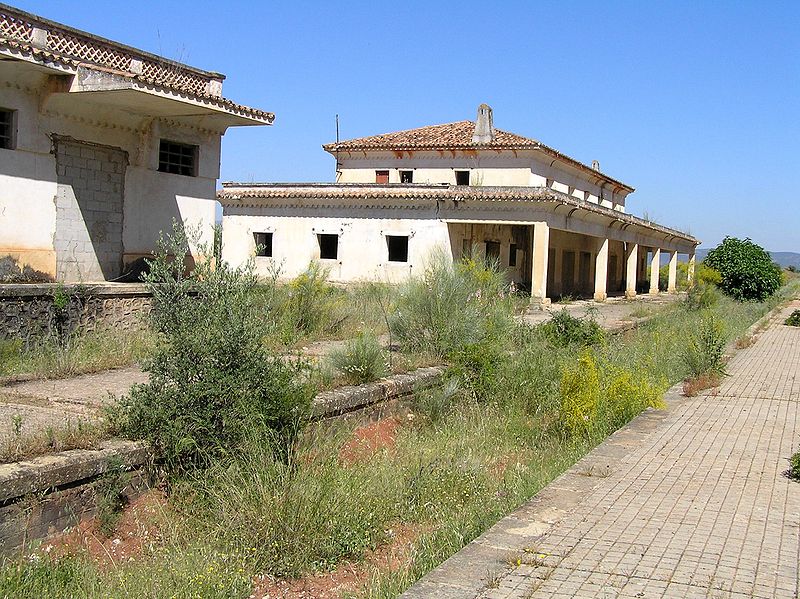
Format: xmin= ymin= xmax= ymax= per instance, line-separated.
xmin=592 ymin=160 xmax=600 ymax=171
xmin=472 ymin=104 xmax=495 ymax=144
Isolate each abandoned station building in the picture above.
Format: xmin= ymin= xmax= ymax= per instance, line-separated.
xmin=0 ymin=4 xmax=272 ymax=282
xmin=221 ymin=105 xmax=698 ymax=302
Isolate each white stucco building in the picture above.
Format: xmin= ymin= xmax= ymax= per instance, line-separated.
xmin=221 ymin=106 xmax=698 ymax=302
xmin=0 ymin=4 xmax=273 ymax=282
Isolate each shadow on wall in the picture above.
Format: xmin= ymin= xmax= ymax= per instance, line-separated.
xmin=0 ymin=255 xmax=54 ymax=283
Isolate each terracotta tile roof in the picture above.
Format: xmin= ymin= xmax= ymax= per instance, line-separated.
xmin=323 ymin=121 xmax=633 ymax=192
xmin=218 ymin=183 xmax=697 ymax=244
xmin=322 ymin=121 xmax=539 ymax=151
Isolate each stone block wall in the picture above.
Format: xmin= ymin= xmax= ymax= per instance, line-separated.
xmin=0 ymin=283 xmax=151 ymax=339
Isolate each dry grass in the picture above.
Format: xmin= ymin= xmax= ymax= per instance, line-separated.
xmin=735 ymin=334 xmax=756 ymax=349
xmin=0 ymin=418 xmax=109 ymax=463
xmin=682 ymin=372 xmax=722 ymax=397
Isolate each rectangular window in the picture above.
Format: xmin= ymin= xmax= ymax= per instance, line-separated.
xmin=400 ymin=170 xmax=413 ymax=183
xmin=455 ymin=170 xmax=470 ymax=185
xmin=158 ymin=139 xmax=197 ymax=176
xmin=509 ymin=243 xmax=517 ymax=267
xmin=318 ymin=233 xmax=339 ymax=260
xmin=0 ymin=109 xmax=15 ymax=150
xmin=375 ymin=170 xmax=389 ymax=184
xmin=386 ymin=235 xmax=409 ymax=262
xmin=253 ymin=232 xmax=273 ymax=257
xmin=485 ymin=241 xmax=500 ymax=263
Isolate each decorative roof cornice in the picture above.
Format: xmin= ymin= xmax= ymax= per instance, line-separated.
xmin=218 ymin=183 xmax=697 ymax=244
xmin=0 ymin=3 xmax=274 ymax=124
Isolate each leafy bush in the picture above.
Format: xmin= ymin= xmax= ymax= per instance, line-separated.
xmin=559 ymin=351 xmax=600 ymax=438
xmin=682 ymin=313 xmax=727 ymax=378
xmin=326 ymin=332 xmax=388 ymax=385
xmin=704 ymin=237 xmax=782 ymax=301
xmin=389 ymin=250 xmax=514 ymax=359
xmin=540 ymin=308 xmax=605 ymax=347
xmin=683 ymin=282 xmax=720 ymax=310
xmin=785 ymin=310 xmax=800 ymax=327
xmin=118 ymin=223 xmax=312 ymax=473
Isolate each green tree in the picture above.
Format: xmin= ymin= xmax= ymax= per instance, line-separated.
xmin=704 ymin=237 xmax=782 ymax=301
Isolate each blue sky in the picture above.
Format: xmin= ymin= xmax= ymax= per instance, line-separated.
xmin=13 ymin=1 xmax=800 ymax=251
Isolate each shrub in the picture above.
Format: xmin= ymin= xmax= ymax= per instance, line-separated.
xmin=540 ymin=308 xmax=605 ymax=347
xmin=601 ymin=367 xmax=666 ymax=428
xmin=389 ymin=249 xmax=514 ymax=359
xmin=281 ymin=261 xmax=343 ymax=339
xmin=785 ymin=310 xmax=800 ymax=327
xmin=682 ymin=314 xmax=727 ymax=379
xmin=559 ymin=351 xmax=600 ymax=438
xmin=118 ymin=223 xmax=312 ymax=473
xmin=326 ymin=332 xmax=388 ymax=385
xmin=413 ymin=378 xmax=461 ymax=424
xmin=704 ymin=237 xmax=782 ymax=301
xmin=683 ymin=282 xmax=720 ymax=311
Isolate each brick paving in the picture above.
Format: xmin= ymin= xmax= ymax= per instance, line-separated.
xmin=404 ymin=302 xmax=800 ymax=599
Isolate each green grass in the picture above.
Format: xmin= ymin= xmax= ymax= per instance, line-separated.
xmin=1 ymin=278 xmax=795 ymax=598
xmin=0 ymin=328 xmax=153 ymax=380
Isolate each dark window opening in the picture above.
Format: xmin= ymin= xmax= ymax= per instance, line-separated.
xmin=386 ymin=235 xmax=409 ymax=262
xmin=375 ymin=170 xmax=389 ymax=184
xmin=318 ymin=234 xmax=339 ymax=260
xmin=0 ymin=109 xmax=15 ymax=150
xmin=455 ymin=170 xmax=470 ymax=185
xmin=400 ymin=170 xmax=413 ymax=183
xmin=253 ymin=232 xmax=273 ymax=257
xmin=158 ymin=139 xmax=197 ymax=176
xmin=509 ymin=243 xmax=517 ymax=267
xmin=485 ymin=241 xmax=500 ymax=263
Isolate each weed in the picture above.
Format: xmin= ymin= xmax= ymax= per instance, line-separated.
xmin=95 ymin=459 xmax=129 ymax=537
xmin=735 ymin=334 xmax=755 ymax=349
xmin=682 ymin=372 xmax=722 ymax=397
xmin=326 ymin=332 xmax=388 ymax=385
xmin=1 ymin=418 xmax=108 ymax=463
xmin=788 ymin=450 xmax=800 ymax=480
xmin=785 ymin=310 xmax=800 ymax=327
xmin=540 ymin=308 xmax=604 ymax=347
xmin=682 ymin=314 xmax=727 ymax=379
xmin=559 ymin=351 xmax=600 ymax=438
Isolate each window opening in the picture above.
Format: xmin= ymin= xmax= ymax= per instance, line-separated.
xmin=485 ymin=241 xmax=500 ymax=263
xmin=509 ymin=243 xmax=517 ymax=267
xmin=0 ymin=109 xmax=15 ymax=150
xmin=455 ymin=170 xmax=470 ymax=185
xmin=158 ymin=140 xmax=197 ymax=176
xmin=386 ymin=235 xmax=409 ymax=262
xmin=253 ymin=232 xmax=273 ymax=257
xmin=318 ymin=234 xmax=339 ymax=260
xmin=400 ymin=170 xmax=413 ymax=183
xmin=375 ymin=170 xmax=389 ymax=184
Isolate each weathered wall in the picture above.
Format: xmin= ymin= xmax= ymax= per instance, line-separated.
xmin=334 ymin=150 xmax=630 ymax=211
xmin=0 ymin=284 xmax=151 ymax=339
xmin=0 ymin=67 xmax=218 ymax=283
xmin=222 ymin=213 xmax=453 ymax=284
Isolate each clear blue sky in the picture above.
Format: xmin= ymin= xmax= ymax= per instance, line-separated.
xmin=13 ymin=1 xmax=800 ymax=251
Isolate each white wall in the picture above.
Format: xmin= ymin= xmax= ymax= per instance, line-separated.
xmin=221 ymin=214 xmax=453 ymax=284
xmin=334 ymin=150 xmax=630 ymax=211
xmin=0 ymin=70 xmax=219 ymax=280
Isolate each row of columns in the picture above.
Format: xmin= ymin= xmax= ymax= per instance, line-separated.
xmin=530 ymin=222 xmax=697 ymax=303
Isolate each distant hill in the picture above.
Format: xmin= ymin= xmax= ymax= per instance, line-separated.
xmin=693 ymin=249 xmax=800 ymax=269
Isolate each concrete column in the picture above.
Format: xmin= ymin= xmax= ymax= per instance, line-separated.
xmin=667 ymin=251 xmax=678 ymax=293
xmin=687 ymin=252 xmax=696 ymax=287
xmin=531 ymin=222 xmax=550 ymax=304
xmin=594 ymin=238 xmax=609 ymax=301
xmin=625 ymin=243 xmax=638 ymax=299
xmin=649 ymin=248 xmax=661 ymax=294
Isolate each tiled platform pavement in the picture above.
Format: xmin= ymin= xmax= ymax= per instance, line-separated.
xmin=403 ymin=302 xmax=800 ymax=599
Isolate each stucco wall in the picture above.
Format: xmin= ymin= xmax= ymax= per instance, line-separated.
xmin=222 ymin=214 xmax=453 ymax=284
xmin=0 ymin=71 xmax=218 ymax=282
xmin=334 ymin=150 xmax=629 ymax=211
